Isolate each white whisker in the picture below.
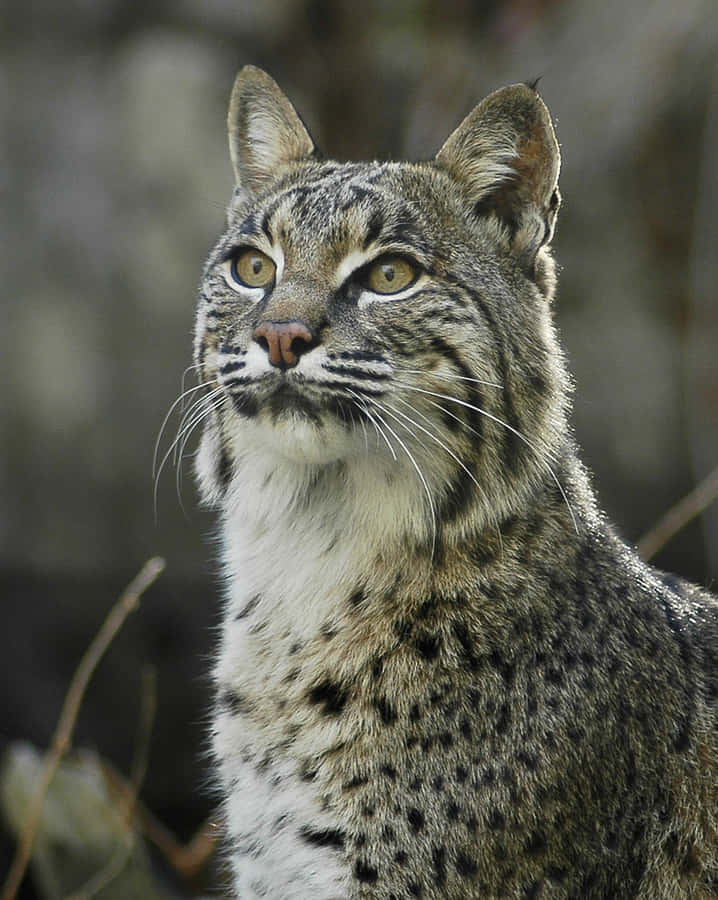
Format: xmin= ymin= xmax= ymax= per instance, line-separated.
xmin=388 ymin=396 xmax=505 ymax=558
xmin=180 ymin=362 xmax=205 ymax=397
xmin=347 ymin=390 xmax=397 ymax=462
xmin=396 ymin=382 xmax=578 ymax=534
xmin=173 ymin=386 xmax=224 ymax=467
xmin=403 ymin=367 xmax=504 ymax=390
xmin=362 ymin=398 xmax=438 ymax=557
xmin=154 ymin=385 xmax=225 ymax=519
xmin=153 ymin=379 xmax=216 ymax=480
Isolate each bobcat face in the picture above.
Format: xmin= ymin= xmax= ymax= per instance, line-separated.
xmin=198 ymin=164 xmax=426 ymax=462
xmin=195 ymin=67 xmax=570 ymax=536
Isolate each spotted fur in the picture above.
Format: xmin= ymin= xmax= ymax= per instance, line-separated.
xmin=193 ymin=66 xmax=718 ymax=898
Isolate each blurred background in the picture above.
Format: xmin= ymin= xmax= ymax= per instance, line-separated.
xmin=1 ymin=0 xmax=717 ymax=895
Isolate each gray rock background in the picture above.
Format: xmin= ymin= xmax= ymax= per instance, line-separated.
xmin=2 ymin=0 xmax=717 ymax=893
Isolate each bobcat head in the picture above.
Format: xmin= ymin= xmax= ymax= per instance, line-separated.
xmin=194 ymin=67 xmax=569 ymax=545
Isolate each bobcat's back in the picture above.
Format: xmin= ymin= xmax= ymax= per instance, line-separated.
xmin=193 ymin=67 xmax=718 ymax=898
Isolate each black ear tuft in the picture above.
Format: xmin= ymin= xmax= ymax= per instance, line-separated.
xmin=525 ymin=75 xmax=543 ymax=92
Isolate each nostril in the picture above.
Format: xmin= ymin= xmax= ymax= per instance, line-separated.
xmin=253 ymin=320 xmax=317 ymax=369
xmin=290 ymin=335 xmax=313 ymax=357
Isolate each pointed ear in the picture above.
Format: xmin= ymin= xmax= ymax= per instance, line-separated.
xmin=436 ymin=84 xmax=561 ymax=265
xmin=227 ymin=66 xmax=317 ymax=196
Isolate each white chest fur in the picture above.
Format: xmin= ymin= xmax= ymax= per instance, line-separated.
xmin=211 ymin=446 xmax=422 ymax=898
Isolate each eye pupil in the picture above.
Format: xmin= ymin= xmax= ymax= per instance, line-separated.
xmin=228 ymin=248 xmax=276 ymax=289
xmin=366 ymin=256 xmax=417 ymax=295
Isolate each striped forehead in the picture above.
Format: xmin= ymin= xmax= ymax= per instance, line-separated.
xmin=238 ymin=164 xmax=427 ymax=258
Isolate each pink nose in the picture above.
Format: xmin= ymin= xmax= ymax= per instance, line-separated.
xmin=252 ymin=320 xmax=316 ymax=369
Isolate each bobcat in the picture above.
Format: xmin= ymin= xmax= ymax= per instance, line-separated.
xmin=193 ymin=66 xmax=718 ymax=898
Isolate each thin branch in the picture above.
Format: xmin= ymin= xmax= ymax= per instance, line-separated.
xmin=123 ymin=666 xmax=158 ymax=825
xmin=1 ymin=557 xmax=165 ymax=900
xmin=62 ymin=666 xmax=159 ymax=900
xmin=100 ymin=759 xmax=220 ymax=883
xmin=637 ymin=465 xmax=718 ymax=561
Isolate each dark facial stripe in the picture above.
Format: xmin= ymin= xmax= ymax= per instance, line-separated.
xmin=219 ymin=360 xmax=246 ymax=375
xmin=439 ymin=464 xmax=477 ymax=524
xmin=231 ymin=394 xmax=259 ymax=417
xmin=462 ymin=285 xmax=524 ymax=472
xmin=427 ymin=334 xmax=484 ymax=430
xmin=322 ymin=364 xmax=390 ymax=381
xmin=217 ymin=437 xmax=233 ymax=492
xmin=363 ymin=210 xmax=385 ymax=249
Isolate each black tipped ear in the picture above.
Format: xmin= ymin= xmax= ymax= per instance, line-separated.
xmin=436 ymin=84 xmax=561 ymax=264
xmin=227 ymin=66 xmax=317 ymax=196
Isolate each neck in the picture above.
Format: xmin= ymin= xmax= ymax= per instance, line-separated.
xmin=219 ymin=439 xmax=593 ymax=612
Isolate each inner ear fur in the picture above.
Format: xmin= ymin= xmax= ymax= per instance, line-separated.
xmin=227 ymin=66 xmax=317 ymax=197
xmin=436 ymin=84 xmax=561 ymax=269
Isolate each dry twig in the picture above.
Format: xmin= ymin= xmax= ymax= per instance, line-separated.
xmin=62 ymin=666 xmax=159 ymax=900
xmin=100 ymin=760 xmax=220 ymax=883
xmin=638 ymin=464 xmax=718 ymax=561
xmin=1 ymin=557 xmax=165 ymax=900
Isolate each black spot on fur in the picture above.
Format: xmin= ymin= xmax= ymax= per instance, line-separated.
xmin=354 ymin=859 xmax=378 ymax=883
xmin=308 ymin=679 xmax=348 ymax=715
xmin=235 ymin=594 xmax=261 ymax=620
xmin=407 ymin=807 xmax=425 ymax=832
xmin=299 ymin=761 xmax=317 ymax=782
xmin=382 ymin=824 xmax=396 ymax=843
xmin=452 ymin=619 xmax=481 ymax=671
xmin=299 ymin=826 xmax=345 ymax=849
xmin=432 ymin=845 xmax=447 ymax=885
xmin=375 ymin=696 xmax=397 ymax=725
xmin=516 ymin=750 xmax=538 ymax=771
xmin=414 ymin=630 xmax=441 ymax=660
xmin=219 ymin=689 xmax=252 ymax=716
xmin=343 ymin=774 xmax=368 ymax=790
xmin=526 ymin=831 xmax=547 ymax=856
xmin=489 ymin=649 xmax=516 ymax=685
xmin=547 ymin=865 xmax=568 ymax=883
xmin=456 ymin=850 xmax=478 ymax=877
xmin=393 ymin=617 xmax=413 ymax=642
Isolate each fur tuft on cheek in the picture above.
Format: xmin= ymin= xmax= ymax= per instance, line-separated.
xmin=534 ymin=246 xmax=557 ymax=302
xmin=195 ymin=424 xmax=231 ymax=506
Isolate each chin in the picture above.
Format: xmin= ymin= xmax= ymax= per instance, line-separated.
xmin=230 ymin=409 xmax=360 ymax=466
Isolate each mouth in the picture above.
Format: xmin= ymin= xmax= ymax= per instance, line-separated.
xmin=224 ymin=375 xmax=362 ymax=431
xmin=266 ymin=382 xmax=323 ymax=424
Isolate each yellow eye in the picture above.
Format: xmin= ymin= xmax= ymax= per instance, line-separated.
xmin=366 ymin=256 xmax=418 ymax=294
xmin=230 ymin=248 xmax=276 ymax=288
